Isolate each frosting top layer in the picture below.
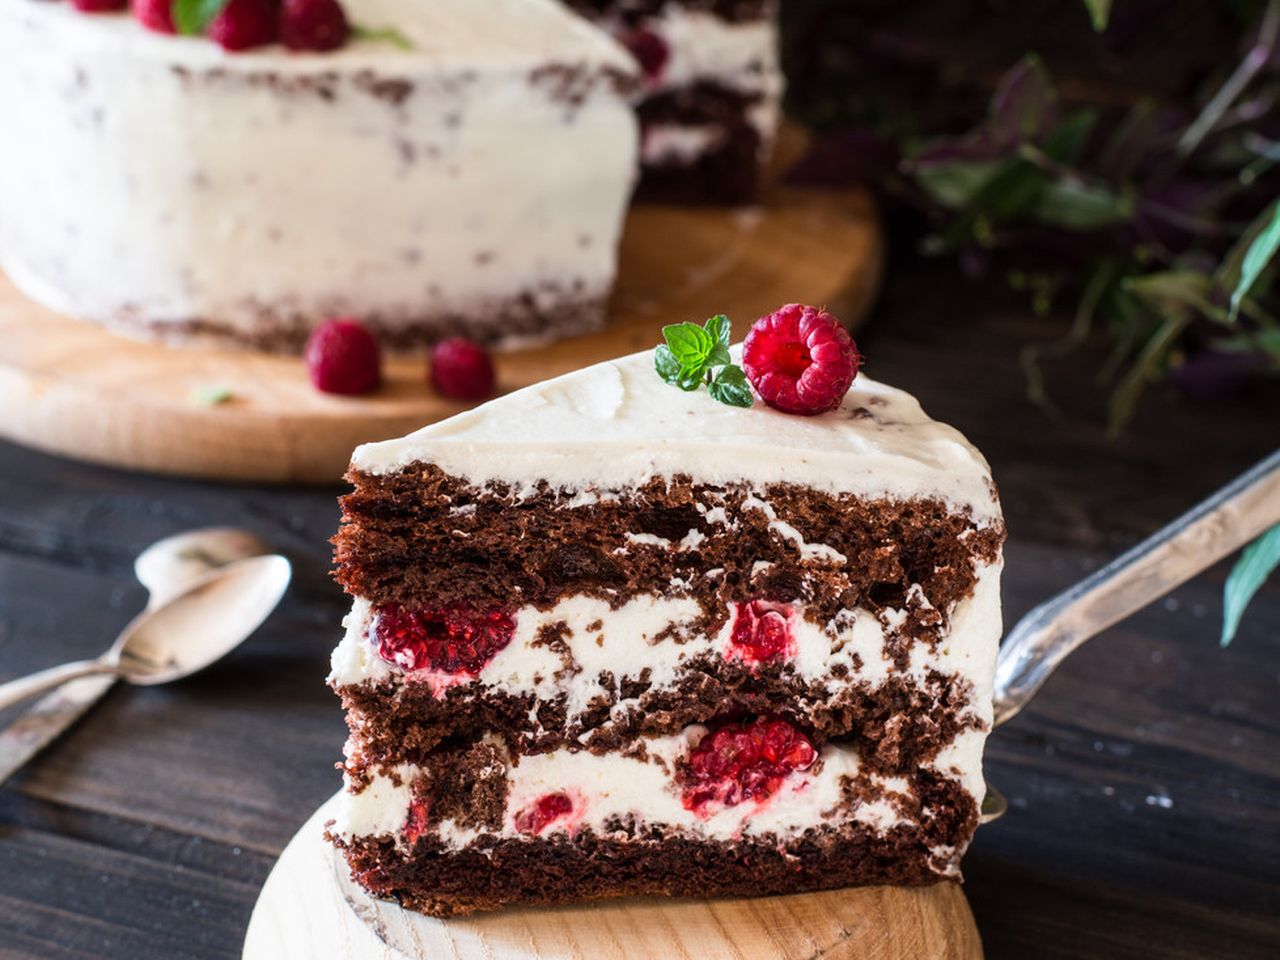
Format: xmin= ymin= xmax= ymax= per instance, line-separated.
xmin=11 ymin=0 xmax=636 ymax=73
xmin=352 ymin=347 xmax=1002 ymax=524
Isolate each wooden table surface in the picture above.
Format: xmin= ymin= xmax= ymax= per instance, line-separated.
xmin=0 ymin=262 xmax=1276 ymax=960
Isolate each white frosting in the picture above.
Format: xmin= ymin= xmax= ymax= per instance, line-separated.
xmin=351 ymin=347 xmax=1002 ymax=525
xmin=0 ymin=0 xmax=638 ymax=346
xmin=333 ymin=731 xmax=925 ymax=849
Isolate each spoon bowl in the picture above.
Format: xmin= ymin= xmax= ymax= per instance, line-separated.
xmin=116 ymin=554 xmax=292 ymax=685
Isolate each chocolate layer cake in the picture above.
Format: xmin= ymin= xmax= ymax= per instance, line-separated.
xmin=567 ymin=0 xmax=783 ymax=203
xmin=327 ymin=341 xmax=1005 ymax=916
xmin=0 ymin=0 xmax=639 ymax=351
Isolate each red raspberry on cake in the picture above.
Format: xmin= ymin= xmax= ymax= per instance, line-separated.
xmin=682 ymin=716 xmax=816 ymax=813
xmin=728 ymin=600 xmax=795 ymax=663
xmin=280 ymin=0 xmax=350 ymax=51
xmin=742 ymin=304 xmax=860 ymax=416
xmin=132 ymin=0 xmax=175 ymax=32
xmin=374 ymin=604 xmax=516 ymax=676
xmin=208 ymin=0 xmax=278 ymax=51
xmin=430 ymin=338 xmax=496 ymax=402
xmin=304 ymin=318 xmax=382 ymax=396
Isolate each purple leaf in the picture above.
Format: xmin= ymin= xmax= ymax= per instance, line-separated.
xmin=988 ymin=55 xmax=1057 ymax=148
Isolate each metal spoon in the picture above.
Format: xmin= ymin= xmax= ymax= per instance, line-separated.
xmin=0 ymin=528 xmax=281 ymax=784
xmin=980 ymin=448 xmax=1280 ymax=823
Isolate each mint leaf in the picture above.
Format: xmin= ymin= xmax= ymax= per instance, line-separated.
xmin=663 ymin=322 xmax=715 ymax=373
xmin=654 ymin=345 xmax=701 ymax=391
xmin=1221 ymin=524 xmax=1280 ymax=646
xmin=173 ymin=0 xmax=228 ymax=35
xmin=189 ymin=385 xmax=234 ymax=406
xmin=705 ymin=314 xmax=731 ymax=347
xmin=654 ymin=314 xmax=754 ymax=407
xmin=708 ymin=365 xmax=753 ymax=408
xmin=1229 ymin=202 xmax=1280 ymax=322
xmin=705 ymin=314 xmax=732 ymax=366
xmin=352 ymin=24 xmax=415 ymax=50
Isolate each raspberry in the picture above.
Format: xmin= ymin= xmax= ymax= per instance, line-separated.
xmin=73 ymin=0 xmax=128 ymax=12
xmin=374 ymin=604 xmax=516 ymax=676
xmin=742 ymin=304 xmax=860 ymax=416
xmin=513 ymin=792 xmax=574 ymax=835
xmin=280 ymin=0 xmax=349 ymax=51
xmin=728 ymin=600 xmax=795 ymax=663
xmin=429 ymin=338 xmax=496 ymax=402
xmin=132 ymin=0 xmax=175 ymax=32
xmin=620 ymin=28 xmax=670 ymax=82
xmin=304 ymin=318 xmax=381 ymax=395
xmin=403 ymin=799 xmax=429 ymax=844
xmin=682 ymin=717 xmax=816 ymax=812
xmin=208 ymin=0 xmax=278 ymax=51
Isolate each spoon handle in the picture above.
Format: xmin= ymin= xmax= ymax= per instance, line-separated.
xmin=0 ymin=675 xmax=117 ymax=785
xmin=993 ymin=448 xmax=1280 ymax=727
xmin=0 ymin=660 xmax=117 ymax=711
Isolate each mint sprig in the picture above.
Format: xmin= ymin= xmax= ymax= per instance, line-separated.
xmin=173 ymin=0 xmax=228 ymax=36
xmin=352 ymin=24 xmax=415 ymax=50
xmin=654 ymin=315 xmax=753 ymax=408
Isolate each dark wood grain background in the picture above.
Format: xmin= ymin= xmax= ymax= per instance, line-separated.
xmin=0 ymin=262 xmax=1276 ymax=959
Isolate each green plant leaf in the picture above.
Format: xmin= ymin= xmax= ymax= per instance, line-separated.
xmin=1044 ymin=109 xmax=1099 ymax=165
xmin=1229 ymin=200 xmax=1280 ymax=322
xmin=1221 ymin=524 xmax=1280 ymax=646
xmin=173 ymin=0 xmax=228 ymax=35
xmin=1124 ymin=271 xmax=1217 ymax=317
xmin=654 ymin=345 xmax=701 ymax=391
xmin=1031 ymin=179 xmax=1132 ymax=230
xmin=1082 ymin=0 xmax=1113 ymax=30
xmin=662 ymin=322 xmax=715 ymax=372
xmin=708 ymin=365 xmax=754 ymax=408
xmin=913 ymin=160 xmax=1003 ymax=210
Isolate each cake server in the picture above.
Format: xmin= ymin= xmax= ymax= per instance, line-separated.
xmin=0 ymin=528 xmax=279 ymax=785
xmin=981 ymin=448 xmax=1280 ymax=822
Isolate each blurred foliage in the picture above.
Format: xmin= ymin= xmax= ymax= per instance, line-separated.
xmin=781 ymin=0 xmax=1280 ymax=430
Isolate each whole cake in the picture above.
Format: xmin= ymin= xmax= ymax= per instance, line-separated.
xmin=328 ymin=306 xmax=1005 ymax=915
xmin=0 ymin=0 xmax=639 ymax=350
xmin=567 ymin=0 xmax=783 ymax=203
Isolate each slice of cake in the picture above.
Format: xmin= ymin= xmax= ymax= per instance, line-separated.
xmin=0 ymin=0 xmax=639 ymax=350
xmin=328 ymin=305 xmax=1004 ymax=916
xmin=566 ymin=0 xmax=784 ymax=203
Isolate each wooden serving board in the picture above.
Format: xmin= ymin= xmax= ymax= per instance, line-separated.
xmin=0 ymin=185 xmax=880 ymax=485
xmin=242 ymin=794 xmax=982 ymax=960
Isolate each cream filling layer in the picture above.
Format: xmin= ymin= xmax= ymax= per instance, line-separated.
xmin=333 ymin=730 xmax=923 ymax=849
xmin=330 ymin=560 xmax=1002 ymax=788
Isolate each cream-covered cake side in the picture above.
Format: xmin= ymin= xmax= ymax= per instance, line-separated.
xmin=0 ymin=0 xmax=639 ymax=350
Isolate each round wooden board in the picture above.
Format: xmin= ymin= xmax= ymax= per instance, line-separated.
xmin=0 ymin=185 xmax=880 ymax=485
xmin=243 ymin=793 xmax=983 ymax=960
